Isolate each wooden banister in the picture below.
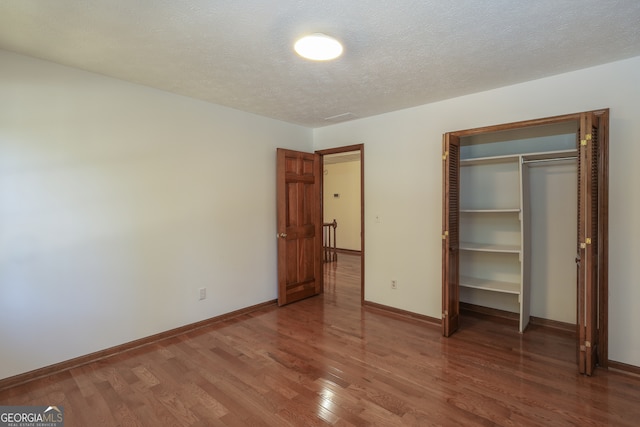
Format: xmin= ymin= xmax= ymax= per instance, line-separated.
xmin=323 ymin=219 xmax=338 ymax=262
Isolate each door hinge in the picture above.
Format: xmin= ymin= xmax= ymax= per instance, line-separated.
xmin=442 ymin=310 xmax=448 ymax=318
xmin=580 ymin=238 xmax=592 ymax=249
xmin=579 ymin=341 xmax=593 ymax=352
xmin=580 ymin=133 xmax=592 ymax=146
xmin=442 ymin=230 xmax=449 ymax=240
xmin=442 ymin=151 xmax=448 ymax=160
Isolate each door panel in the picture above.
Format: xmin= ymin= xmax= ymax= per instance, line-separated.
xmin=577 ymin=112 xmax=601 ymax=375
xmin=442 ymin=134 xmax=460 ymax=336
xmin=277 ymin=148 xmax=322 ymax=306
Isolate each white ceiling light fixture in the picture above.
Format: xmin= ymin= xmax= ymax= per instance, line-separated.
xmin=294 ymin=33 xmax=343 ymax=61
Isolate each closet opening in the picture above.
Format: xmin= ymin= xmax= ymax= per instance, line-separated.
xmin=442 ymin=110 xmax=608 ymax=376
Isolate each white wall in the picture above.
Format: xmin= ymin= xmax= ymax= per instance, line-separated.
xmin=323 ymin=161 xmax=361 ymax=251
xmin=528 ymin=161 xmax=577 ymax=324
xmin=313 ymin=55 xmax=640 ymax=367
xmin=0 ymin=50 xmax=313 ymax=380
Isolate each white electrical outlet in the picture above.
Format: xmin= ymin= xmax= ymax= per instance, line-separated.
xmin=391 ymin=280 xmax=398 ymax=289
xmin=199 ymin=287 xmax=206 ymax=300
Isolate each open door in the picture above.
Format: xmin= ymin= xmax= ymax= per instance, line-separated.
xmin=316 ymin=144 xmax=365 ymax=304
xmin=276 ymin=148 xmax=322 ymax=306
xmin=577 ymin=111 xmax=607 ymax=375
xmin=442 ymin=134 xmax=460 ymax=336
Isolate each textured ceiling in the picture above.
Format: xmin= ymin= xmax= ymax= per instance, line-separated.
xmin=1 ymin=1 xmax=639 ymax=128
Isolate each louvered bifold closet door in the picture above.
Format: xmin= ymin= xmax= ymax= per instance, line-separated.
xmin=442 ymin=134 xmax=460 ymax=337
xmin=577 ymin=112 xmax=600 ymax=375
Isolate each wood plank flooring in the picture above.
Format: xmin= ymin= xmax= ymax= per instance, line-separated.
xmin=1 ymin=254 xmax=639 ymax=426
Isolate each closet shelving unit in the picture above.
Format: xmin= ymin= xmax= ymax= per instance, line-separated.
xmin=459 ymin=149 xmax=577 ymax=332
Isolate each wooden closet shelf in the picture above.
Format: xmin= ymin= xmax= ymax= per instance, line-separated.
xmin=459 ymin=242 xmax=521 ymax=253
xmin=461 ymin=149 xmax=578 ymax=165
xmin=460 ymin=208 xmax=520 ymax=213
xmin=460 ymin=276 xmax=521 ymax=295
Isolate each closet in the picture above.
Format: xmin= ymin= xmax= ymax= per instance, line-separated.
xmin=441 ymin=110 xmax=609 ymax=376
xmin=458 ymin=122 xmax=578 ymax=332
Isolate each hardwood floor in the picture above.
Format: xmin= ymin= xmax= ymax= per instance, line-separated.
xmin=1 ymin=254 xmax=638 ymax=426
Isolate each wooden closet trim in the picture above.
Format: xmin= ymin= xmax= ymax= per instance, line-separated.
xmin=447 ymin=112 xmax=585 ymax=137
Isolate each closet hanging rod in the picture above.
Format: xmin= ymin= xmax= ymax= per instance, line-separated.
xmin=522 ymin=156 xmax=577 ymax=165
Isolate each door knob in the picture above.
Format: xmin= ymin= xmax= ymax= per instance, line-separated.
xmin=278 ymin=233 xmax=287 ymax=239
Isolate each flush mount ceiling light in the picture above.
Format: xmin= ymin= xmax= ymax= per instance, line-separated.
xmin=294 ymin=33 xmax=343 ymax=61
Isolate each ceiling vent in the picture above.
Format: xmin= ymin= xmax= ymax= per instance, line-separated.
xmin=324 ymin=112 xmax=358 ymax=123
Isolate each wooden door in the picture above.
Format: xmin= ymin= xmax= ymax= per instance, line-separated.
xmin=577 ymin=112 xmax=605 ymax=375
xmin=442 ymin=134 xmax=460 ymax=336
xmin=276 ymin=148 xmax=322 ymax=306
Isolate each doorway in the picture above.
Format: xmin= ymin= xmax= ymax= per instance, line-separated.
xmin=317 ymin=144 xmax=365 ymax=303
